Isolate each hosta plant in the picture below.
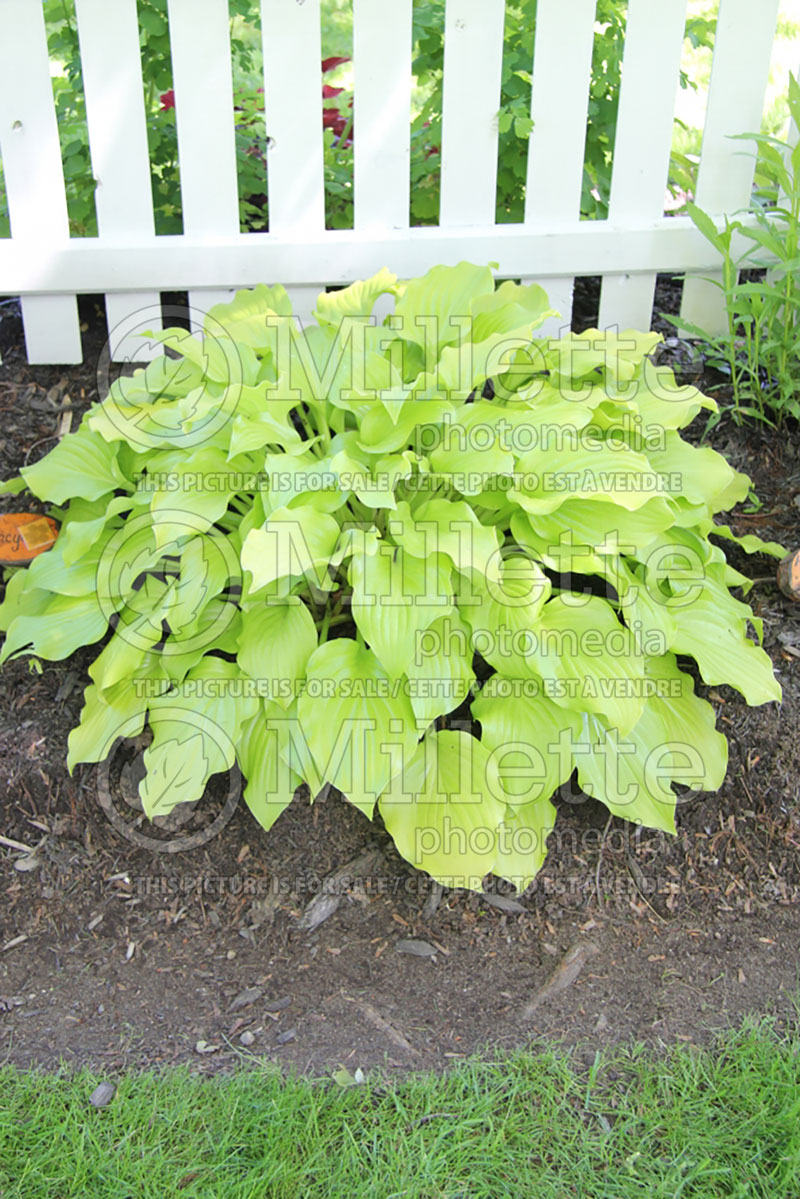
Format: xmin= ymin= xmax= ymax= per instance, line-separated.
xmin=0 ymin=263 xmax=783 ymax=890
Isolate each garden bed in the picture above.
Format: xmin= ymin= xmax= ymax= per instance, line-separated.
xmin=0 ymin=292 xmax=798 ymax=1076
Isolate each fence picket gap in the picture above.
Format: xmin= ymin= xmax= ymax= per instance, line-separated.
xmin=166 ymin=0 xmax=240 ymax=326
xmin=522 ymin=0 xmax=596 ymax=336
xmin=597 ymin=0 xmax=687 ymax=332
xmin=75 ymin=0 xmax=162 ymax=361
xmin=261 ymin=0 xmax=326 ymax=325
xmin=353 ymin=0 xmax=412 ymax=233
xmin=0 ymin=0 xmax=81 ymax=364
xmin=439 ymin=0 xmax=506 ymax=226
xmin=680 ymin=0 xmax=780 ymax=335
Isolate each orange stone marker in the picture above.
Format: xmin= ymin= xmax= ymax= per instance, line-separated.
xmin=0 ymin=513 xmax=59 ymax=566
xmin=777 ymin=548 xmax=800 ymax=602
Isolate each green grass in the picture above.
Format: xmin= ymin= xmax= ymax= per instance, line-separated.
xmin=1 ymin=1017 xmax=799 ymax=1198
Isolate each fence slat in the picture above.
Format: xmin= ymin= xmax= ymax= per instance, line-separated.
xmin=166 ymin=0 xmax=240 ymax=325
xmin=261 ymin=0 xmax=325 ymax=325
xmin=680 ymin=0 xmax=779 ymax=335
xmin=75 ymin=0 xmax=162 ymax=361
xmin=439 ymin=0 xmax=506 ymax=226
xmin=0 ymin=0 xmax=81 ymax=364
xmin=522 ymin=0 xmax=596 ymax=335
xmin=353 ymin=0 xmax=412 ymax=232
xmin=598 ymin=0 xmax=687 ymax=332
xmin=2 ymin=218 xmax=772 ymax=293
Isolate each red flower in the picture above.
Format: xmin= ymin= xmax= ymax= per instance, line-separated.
xmin=159 ymin=89 xmax=175 ymax=111
xmin=322 ymin=84 xmax=344 ymax=99
xmin=322 ymin=55 xmax=350 ymax=74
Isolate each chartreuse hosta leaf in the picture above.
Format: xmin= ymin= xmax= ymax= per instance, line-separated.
xmin=21 ymin=430 xmax=127 ymax=504
xmin=458 ymin=555 xmax=551 ymax=674
xmin=242 ymin=505 xmax=340 ymax=593
xmin=0 ymin=262 xmax=783 ymax=898
xmin=237 ymin=597 xmax=318 ymax=710
xmin=380 ymin=730 xmax=506 ymax=890
xmin=140 ymin=657 xmax=258 ymax=818
xmin=236 ymin=701 xmax=302 ymax=831
xmin=389 ymin=499 xmax=502 ymax=582
xmin=349 ymin=544 xmax=453 ymax=678
xmin=575 ymin=654 xmax=728 ymax=834
xmin=297 ymin=640 xmax=419 ymax=817
xmin=403 ymin=611 xmax=475 ymax=726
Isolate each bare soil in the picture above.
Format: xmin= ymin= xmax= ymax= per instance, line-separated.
xmin=0 ymin=290 xmax=798 ymax=1076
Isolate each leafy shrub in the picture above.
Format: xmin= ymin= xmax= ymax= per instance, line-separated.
xmin=0 ymin=263 xmax=782 ymax=889
xmin=670 ymin=74 xmax=800 ymax=426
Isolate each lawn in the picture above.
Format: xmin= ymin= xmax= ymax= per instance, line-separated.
xmin=2 ymin=1016 xmax=799 ymax=1198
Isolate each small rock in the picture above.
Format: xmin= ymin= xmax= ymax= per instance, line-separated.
xmin=89 ymin=1082 xmax=116 ymax=1108
xmin=14 ymin=854 xmax=42 ymax=874
xmin=228 ymin=985 xmax=262 ymax=1013
xmin=263 ymin=996 xmax=292 ymax=1013
xmin=480 ymin=892 xmax=525 ymax=915
xmin=395 ymin=939 xmax=437 ymax=958
xmin=595 ymin=1013 xmax=609 ymax=1033
xmin=275 ymin=1028 xmax=297 ymax=1046
xmin=239 ymin=1031 xmax=256 ymax=1047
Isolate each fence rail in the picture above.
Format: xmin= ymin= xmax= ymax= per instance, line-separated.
xmin=0 ymin=0 xmax=788 ymax=364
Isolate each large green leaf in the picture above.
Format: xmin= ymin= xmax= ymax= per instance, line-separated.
xmin=350 ymin=544 xmax=453 ymax=678
xmin=140 ymin=657 xmax=258 ymax=817
xmin=380 ymin=730 xmax=505 ymax=889
xmin=514 ymin=594 xmax=648 ymax=735
xmin=206 ymin=283 xmax=292 ymax=349
xmin=21 ymin=433 xmax=127 ymax=503
xmin=237 ymin=597 xmax=318 ymax=709
xmin=393 ymin=262 xmax=495 ymax=355
xmin=242 ymin=505 xmax=340 ymax=593
xmin=667 ymin=573 xmax=782 ymax=705
xmin=389 ymin=499 xmax=502 ymax=581
xmin=458 ymin=555 xmax=551 ymax=672
xmin=236 ymin=702 xmax=301 ymax=831
xmin=402 ymin=611 xmax=474 ymax=726
xmin=297 ymin=639 xmax=418 ymax=817
xmin=493 ymin=797 xmax=557 ymax=892
xmin=67 ymin=676 xmax=152 ymax=771
xmin=473 ymin=683 xmax=582 ymax=808
xmin=0 ymin=591 xmax=108 ymax=664
xmin=576 ymin=656 xmax=728 ymax=833
xmin=314 ymin=268 xmax=398 ymax=326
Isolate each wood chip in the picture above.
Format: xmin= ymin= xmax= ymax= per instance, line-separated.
xmin=195 ymin=1041 xmax=220 ymax=1055
xmin=228 ymin=985 xmax=263 ymax=1013
xmin=1 ymin=935 xmax=28 ymax=953
xmin=343 ymin=994 xmax=419 ymax=1057
xmin=421 ymin=882 xmax=444 ymax=922
xmin=520 ymin=940 xmax=600 ymax=1020
xmin=298 ymin=847 xmax=382 ymax=932
xmin=0 ymin=834 xmax=36 ymax=854
xmin=275 ymin=1028 xmax=297 ymax=1046
xmin=13 ymin=854 xmax=42 ymax=873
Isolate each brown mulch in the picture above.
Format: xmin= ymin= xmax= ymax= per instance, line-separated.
xmin=0 ymin=288 xmax=798 ymax=1076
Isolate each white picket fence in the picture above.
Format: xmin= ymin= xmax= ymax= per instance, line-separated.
xmin=0 ymin=0 xmax=787 ymax=365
